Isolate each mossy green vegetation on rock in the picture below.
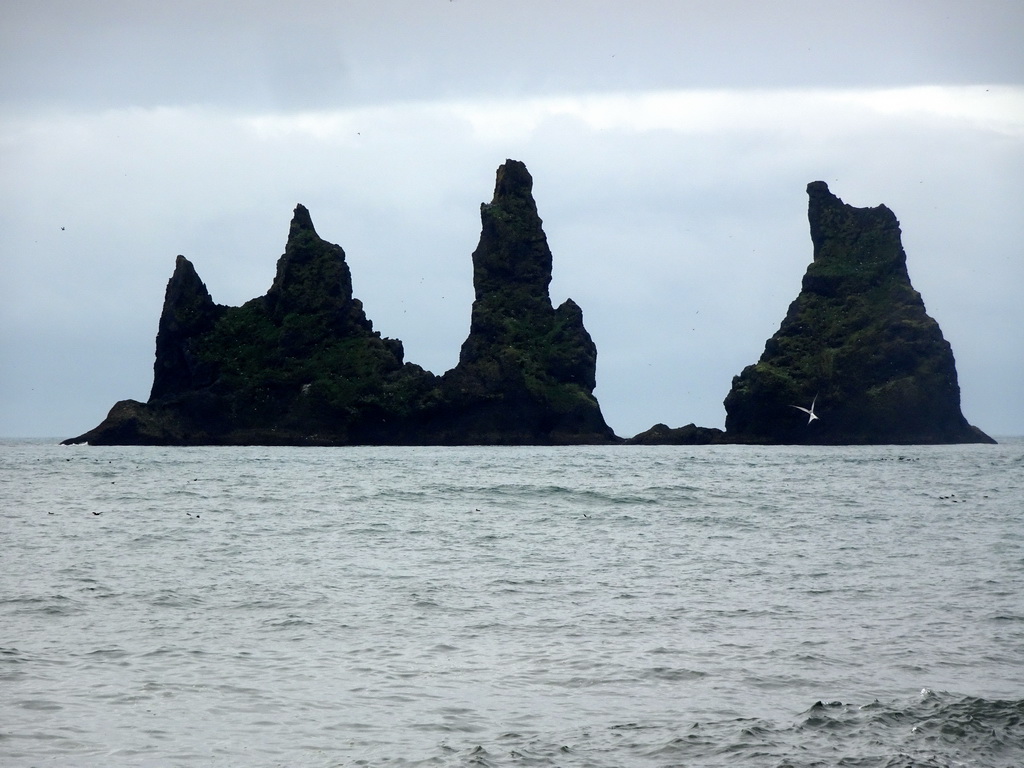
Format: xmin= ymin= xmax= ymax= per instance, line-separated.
xmin=723 ymin=181 xmax=993 ymax=445
xmin=63 ymin=162 xmax=616 ymax=446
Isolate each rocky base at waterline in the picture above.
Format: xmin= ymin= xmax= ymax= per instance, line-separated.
xmin=626 ymin=423 xmax=727 ymax=445
xmin=720 ymin=181 xmax=993 ymax=445
xmin=64 ymin=161 xmax=617 ymax=446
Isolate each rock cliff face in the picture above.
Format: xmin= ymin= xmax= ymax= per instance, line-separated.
xmin=63 ymin=161 xmax=616 ymax=445
xmin=723 ymin=182 xmax=993 ymax=445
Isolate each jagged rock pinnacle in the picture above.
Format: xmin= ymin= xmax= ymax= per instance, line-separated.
xmin=493 ymin=158 xmax=535 ymax=199
xmin=150 ymin=255 xmax=223 ymax=401
xmin=289 ymin=203 xmax=316 ymax=234
xmin=441 ymin=159 xmax=615 ymax=444
xmin=471 ymin=159 xmax=553 ymax=303
xmin=265 ymin=203 xmax=371 ymax=334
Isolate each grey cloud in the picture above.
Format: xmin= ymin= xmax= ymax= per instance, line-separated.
xmin=3 ymin=0 xmax=1023 ymax=112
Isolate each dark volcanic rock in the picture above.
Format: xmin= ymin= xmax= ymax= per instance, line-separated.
xmin=65 ymin=204 xmax=438 ymax=445
xmin=63 ymin=162 xmax=617 ymax=446
xmin=627 ymin=423 xmax=726 ymax=445
xmin=723 ymin=181 xmax=993 ymax=445
xmin=150 ymin=255 xmax=225 ymax=401
xmin=432 ymin=160 xmax=617 ymax=444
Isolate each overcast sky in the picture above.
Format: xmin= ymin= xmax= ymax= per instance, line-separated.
xmin=2 ymin=0 xmax=1022 ymax=439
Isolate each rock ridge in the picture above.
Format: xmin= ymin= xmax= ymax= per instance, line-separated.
xmin=64 ymin=160 xmax=616 ymax=446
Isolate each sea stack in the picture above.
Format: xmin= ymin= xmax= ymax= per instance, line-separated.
xmin=723 ymin=181 xmax=994 ymax=444
xmin=433 ymin=160 xmax=617 ymax=444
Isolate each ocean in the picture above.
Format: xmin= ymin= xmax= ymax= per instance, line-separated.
xmin=2 ymin=439 xmax=1022 ymax=767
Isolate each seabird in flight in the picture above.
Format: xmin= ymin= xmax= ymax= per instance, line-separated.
xmin=790 ymin=394 xmax=819 ymax=424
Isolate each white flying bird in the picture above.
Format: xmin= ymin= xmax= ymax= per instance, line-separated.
xmin=790 ymin=394 xmax=819 ymax=424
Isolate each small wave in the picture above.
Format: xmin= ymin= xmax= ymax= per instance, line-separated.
xmin=0 ymin=594 xmax=83 ymax=616
xmin=643 ymin=665 xmax=707 ymax=682
xmin=13 ymin=699 xmax=63 ymax=712
xmin=472 ymin=483 xmax=666 ymax=509
xmin=148 ymin=590 xmax=205 ymax=609
xmin=141 ymin=645 xmax=187 ymax=659
xmin=989 ymin=613 xmax=1024 ymax=622
xmin=788 ymin=693 xmax=1024 ymax=767
xmin=554 ymin=693 xmax=1024 ymax=767
xmin=263 ymin=616 xmax=315 ymax=628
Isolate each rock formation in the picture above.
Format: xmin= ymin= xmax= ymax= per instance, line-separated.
xmin=431 ymin=160 xmax=616 ymax=444
xmin=722 ymin=181 xmax=993 ymax=445
xmin=63 ymin=161 xmax=616 ymax=445
xmin=65 ymin=204 xmax=439 ymax=445
xmin=626 ymin=423 xmax=725 ymax=445
xmin=64 ymin=171 xmax=992 ymax=448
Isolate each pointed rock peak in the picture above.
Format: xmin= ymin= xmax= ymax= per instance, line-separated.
xmin=151 ymin=255 xmax=222 ymax=402
xmin=493 ymin=159 xmax=534 ymax=200
xmin=166 ymin=254 xmax=213 ymax=304
xmin=471 ymin=160 xmax=552 ymax=302
xmin=266 ymin=204 xmax=369 ymax=333
xmin=170 ymin=253 xmax=196 ymax=278
xmin=289 ymin=203 xmax=318 ymax=239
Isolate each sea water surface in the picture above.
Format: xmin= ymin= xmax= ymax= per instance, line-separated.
xmin=2 ymin=439 xmax=1023 ymax=767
